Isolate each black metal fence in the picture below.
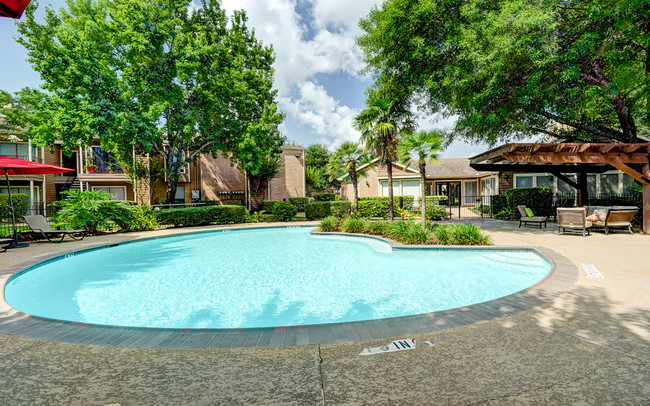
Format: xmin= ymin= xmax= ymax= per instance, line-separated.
xmin=0 ymin=203 xmax=58 ymax=238
xmin=440 ymin=195 xmax=494 ymax=219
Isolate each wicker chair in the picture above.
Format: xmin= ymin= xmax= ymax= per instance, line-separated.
xmin=557 ymin=207 xmax=591 ymax=237
xmin=590 ymin=208 xmax=637 ymax=235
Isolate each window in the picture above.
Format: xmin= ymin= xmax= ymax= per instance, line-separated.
xmin=0 ymin=143 xmax=38 ymax=160
xmin=536 ymin=176 xmax=553 ymax=188
xmin=93 ymin=187 xmax=126 ymax=200
xmin=464 ymin=181 xmax=477 ymax=204
xmin=175 ymin=186 xmax=185 ymax=203
xmin=380 ymin=181 xmax=400 ymax=197
xmin=515 ymin=176 xmax=532 ymax=188
xmin=401 ymin=180 xmax=420 ymax=201
xmin=557 ymin=174 xmax=575 ymax=196
xmin=587 ymin=175 xmax=597 ymax=197
xmin=601 ymin=174 xmax=618 ymax=195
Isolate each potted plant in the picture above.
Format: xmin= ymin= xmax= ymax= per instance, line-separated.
xmin=85 ymin=164 xmax=97 ymax=173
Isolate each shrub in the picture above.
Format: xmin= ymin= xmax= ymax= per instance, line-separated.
xmin=51 ymin=190 xmax=134 ymax=234
xmin=157 ymin=205 xmax=248 ymax=227
xmin=491 ymin=194 xmax=508 ymax=215
xmin=200 ymin=200 xmax=221 ymax=206
xmin=364 ymin=220 xmax=391 ymax=236
xmin=396 ymin=207 xmax=415 ymax=220
xmin=505 ymin=187 xmax=553 ymax=217
xmin=304 ymin=201 xmax=352 ymax=219
xmin=128 ymin=205 xmax=159 ymax=231
xmin=262 ymin=200 xmax=281 ymax=213
xmin=341 ymin=217 xmax=366 ymax=233
xmin=272 ymin=201 xmax=297 ymax=221
xmin=357 ymin=200 xmax=389 ymax=218
xmin=313 ymin=192 xmax=337 ymax=201
xmin=319 ymin=216 xmax=338 ymax=232
xmin=250 ymin=210 xmax=267 ymax=223
xmin=417 ymin=195 xmax=448 ymax=207
xmin=359 ymin=195 xmax=415 ymax=210
xmin=425 ymin=205 xmax=450 ymax=220
xmin=0 ymin=193 xmax=30 ymax=221
xmin=387 ymin=220 xmax=429 ymax=244
xmin=493 ymin=210 xmax=513 ymax=220
xmin=450 ymin=222 xmax=492 ymax=245
xmin=288 ymin=197 xmax=310 ymax=211
xmin=433 ymin=224 xmax=452 ymax=245
xmin=221 ymin=199 xmax=243 ymax=206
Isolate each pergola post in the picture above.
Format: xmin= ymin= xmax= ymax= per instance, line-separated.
xmin=641 ymin=163 xmax=650 ymax=234
xmin=577 ymin=172 xmax=588 ymax=207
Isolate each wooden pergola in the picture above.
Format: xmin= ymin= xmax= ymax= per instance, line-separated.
xmin=470 ymin=143 xmax=650 ymax=233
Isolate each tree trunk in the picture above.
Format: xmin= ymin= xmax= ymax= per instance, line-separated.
xmin=387 ymin=161 xmax=394 ymax=220
xmin=349 ymin=162 xmax=359 ymax=212
xmin=165 ymin=147 xmax=183 ymax=204
xmin=420 ymin=161 xmax=426 ymax=228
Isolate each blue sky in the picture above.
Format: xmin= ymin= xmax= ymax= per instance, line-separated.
xmin=1 ymin=0 xmax=494 ymax=158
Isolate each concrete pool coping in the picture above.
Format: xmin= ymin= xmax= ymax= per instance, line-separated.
xmin=0 ymin=224 xmax=578 ymax=348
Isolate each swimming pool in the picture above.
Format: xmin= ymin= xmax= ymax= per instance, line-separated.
xmin=5 ymin=227 xmax=551 ymax=329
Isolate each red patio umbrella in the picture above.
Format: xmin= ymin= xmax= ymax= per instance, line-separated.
xmin=0 ymin=0 xmax=31 ymax=19
xmin=1 ymin=156 xmax=74 ymax=248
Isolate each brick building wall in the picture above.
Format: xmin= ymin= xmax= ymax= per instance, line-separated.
xmin=268 ymin=146 xmax=305 ymax=201
xmin=200 ymin=152 xmax=246 ymax=202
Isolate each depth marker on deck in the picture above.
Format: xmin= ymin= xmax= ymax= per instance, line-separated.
xmin=582 ymin=263 xmax=604 ymax=279
xmin=360 ymin=339 xmax=416 ymax=355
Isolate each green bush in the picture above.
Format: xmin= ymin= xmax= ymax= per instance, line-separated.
xmin=357 ymin=199 xmax=389 ymax=218
xmin=262 ymin=200 xmax=281 ymax=213
xmin=319 ymin=216 xmax=338 ymax=232
xmin=128 ymin=205 xmax=159 ymax=231
xmin=341 ymin=217 xmax=366 ymax=233
xmin=288 ymin=197 xmax=310 ymax=211
xmin=505 ymin=187 xmax=553 ymax=217
xmin=0 ymin=193 xmax=30 ymax=221
xmin=493 ymin=210 xmax=513 ymax=220
xmin=51 ymin=190 xmax=134 ymax=234
xmin=433 ymin=224 xmax=452 ymax=245
xmin=272 ymin=201 xmax=298 ymax=221
xmin=304 ymin=201 xmax=352 ymax=219
xmin=450 ymin=222 xmax=492 ymax=245
xmin=200 ymin=200 xmax=221 ymax=206
xmin=417 ymin=195 xmax=448 ymax=207
xmin=313 ymin=193 xmax=337 ymax=201
xmin=491 ymin=194 xmax=508 ymax=215
xmin=364 ymin=220 xmax=391 ymax=236
xmin=221 ymin=199 xmax=243 ymax=206
xmin=157 ymin=205 xmax=248 ymax=227
xmin=359 ymin=195 xmax=415 ymax=210
xmin=387 ymin=220 xmax=429 ymax=244
xmin=425 ymin=205 xmax=450 ymax=220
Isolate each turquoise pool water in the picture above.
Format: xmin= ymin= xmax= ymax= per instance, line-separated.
xmin=5 ymin=227 xmax=551 ymax=329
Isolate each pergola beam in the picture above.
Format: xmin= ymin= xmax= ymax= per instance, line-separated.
xmin=503 ymin=152 xmax=649 ymax=164
xmin=609 ymin=163 xmax=650 ymax=186
xmin=469 ymin=163 xmax=611 ymax=173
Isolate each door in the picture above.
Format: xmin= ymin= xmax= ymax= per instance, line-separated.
xmin=61 ymin=152 xmax=78 ymax=177
xmin=436 ymin=182 xmax=461 ymax=206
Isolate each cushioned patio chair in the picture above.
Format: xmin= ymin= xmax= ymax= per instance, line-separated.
xmin=587 ymin=207 xmax=637 ymax=235
xmin=23 ymin=215 xmax=86 ymax=243
xmin=557 ymin=207 xmax=591 ymax=237
xmin=516 ymin=205 xmax=547 ymax=229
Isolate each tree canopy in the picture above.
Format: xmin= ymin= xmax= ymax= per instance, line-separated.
xmin=358 ymin=0 xmax=650 ymax=144
xmin=17 ymin=0 xmax=284 ymax=203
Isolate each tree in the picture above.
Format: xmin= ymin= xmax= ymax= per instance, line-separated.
xmin=246 ymin=154 xmax=282 ymax=210
xmin=354 ymin=95 xmax=414 ymax=220
xmin=305 ymin=144 xmax=330 ymax=168
xmin=0 ymin=88 xmax=39 ymax=140
xmin=304 ymin=144 xmax=340 ymax=193
xmin=326 ymin=141 xmax=373 ymax=211
xmin=358 ymin=0 xmax=649 ymax=145
xmin=17 ymin=0 xmax=284 ymax=203
xmin=397 ymin=130 xmax=443 ymax=227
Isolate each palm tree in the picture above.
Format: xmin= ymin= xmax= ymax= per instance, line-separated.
xmin=353 ymin=96 xmax=414 ymax=220
xmin=397 ymin=130 xmax=443 ymax=227
xmin=327 ymin=142 xmax=373 ymax=211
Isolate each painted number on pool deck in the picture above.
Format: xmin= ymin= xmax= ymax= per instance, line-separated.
xmin=359 ymin=339 xmax=416 ymax=356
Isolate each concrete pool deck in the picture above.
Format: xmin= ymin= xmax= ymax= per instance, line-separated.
xmin=0 ymin=220 xmax=649 ymax=404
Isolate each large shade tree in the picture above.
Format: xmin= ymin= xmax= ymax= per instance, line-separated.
xmin=397 ymin=130 xmax=443 ymax=227
xmin=354 ymin=95 xmax=414 ymax=220
xmin=358 ymin=0 xmax=649 ymax=144
xmin=326 ymin=141 xmax=373 ymax=211
xmin=17 ymin=0 xmax=284 ymax=203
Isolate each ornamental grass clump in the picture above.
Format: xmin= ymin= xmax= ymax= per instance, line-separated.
xmin=450 ymin=222 xmax=492 ymax=245
xmin=319 ymin=216 xmax=338 ymax=232
xmin=388 ymin=220 xmax=429 ymax=245
xmin=341 ymin=217 xmax=366 ymax=233
xmin=364 ymin=220 xmax=391 ymax=236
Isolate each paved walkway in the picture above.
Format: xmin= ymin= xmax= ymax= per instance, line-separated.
xmin=1 ymin=220 xmax=649 ymax=405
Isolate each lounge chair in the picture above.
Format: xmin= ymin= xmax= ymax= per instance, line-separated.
xmin=22 ymin=215 xmax=86 ymax=243
xmin=0 ymin=237 xmax=13 ymax=252
xmin=516 ymin=205 xmax=547 ymax=229
xmin=557 ymin=207 xmax=591 ymax=237
xmin=587 ymin=207 xmax=637 ymax=235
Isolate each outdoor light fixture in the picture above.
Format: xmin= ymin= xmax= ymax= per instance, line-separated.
xmin=295 ymin=153 xmax=301 ymax=157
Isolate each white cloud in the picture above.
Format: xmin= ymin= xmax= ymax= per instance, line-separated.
xmin=219 ymin=0 xmax=380 ymax=149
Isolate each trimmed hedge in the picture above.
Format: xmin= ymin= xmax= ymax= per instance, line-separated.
xmin=305 ymin=201 xmax=351 ymax=219
xmin=288 ymin=197 xmax=310 ymax=211
xmin=157 ymin=205 xmax=248 ymax=227
xmin=221 ymin=199 xmax=243 ymax=206
xmin=359 ymin=195 xmax=415 ymax=210
xmin=505 ymin=187 xmax=553 ymax=218
xmin=417 ymin=195 xmax=448 ymax=206
xmin=262 ymin=200 xmax=281 ymax=213
xmin=357 ymin=200 xmax=389 ymax=218
xmin=313 ymin=193 xmax=337 ymax=201
xmin=491 ymin=194 xmax=508 ymax=215
xmin=0 ymin=193 xmax=30 ymax=221
xmin=273 ymin=201 xmax=298 ymax=221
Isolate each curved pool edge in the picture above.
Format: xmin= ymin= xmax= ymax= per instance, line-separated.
xmin=0 ymin=225 xmax=578 ymax=349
